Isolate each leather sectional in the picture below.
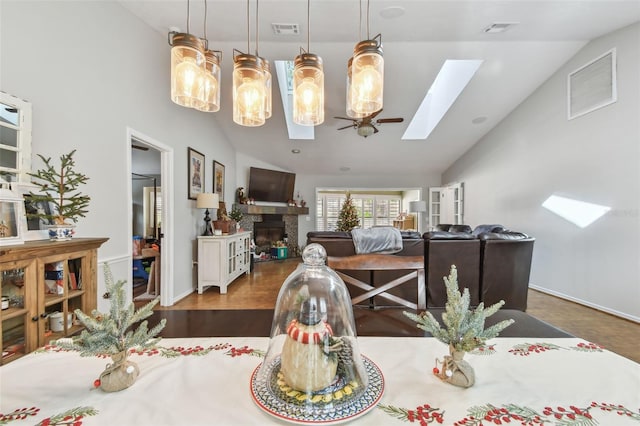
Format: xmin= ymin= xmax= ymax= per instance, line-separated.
xmin=307 ymin=225 xmax=534 ymax=311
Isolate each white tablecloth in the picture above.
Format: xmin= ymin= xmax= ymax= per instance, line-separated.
xmin=1 ymin=337 xmax=639 ymax=425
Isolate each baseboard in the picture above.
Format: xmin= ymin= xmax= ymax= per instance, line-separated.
xmin=171 ymin=288 xmax=195 ymax=306
xmin=529 ymin=284 xmax=640 ymax=323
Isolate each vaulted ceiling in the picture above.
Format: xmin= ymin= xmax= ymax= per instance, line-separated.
xmin=119 ymin=0 xmax=640 ymax=176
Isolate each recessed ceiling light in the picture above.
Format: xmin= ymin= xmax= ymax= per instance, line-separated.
xmin=472 ymin=116 xmax=487 ymax=124
xmin=291 ymin=149 xmax=301 ymax=154
xmin=339 ymin=167 xmax=351 ymax=172
xmin=380 ymin=6 xmax=405 ymax=19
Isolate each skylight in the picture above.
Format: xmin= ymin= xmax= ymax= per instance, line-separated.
xmin=274 ymin=60 xmax=314 ymax=140
xmin=402 ymin=59 xmax=483 ymax=140
xmin=542 ymin=195 xmax=611 ymax=228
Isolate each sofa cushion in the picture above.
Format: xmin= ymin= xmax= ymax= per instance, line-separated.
xmin=423 ymin=231 xmax=477 ymax=240
xmin=478 ymin=231 xmax=530 ymax=240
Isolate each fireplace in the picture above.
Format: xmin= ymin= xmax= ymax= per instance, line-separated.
xmin=253 ymin=215 xmax=285 ymax=247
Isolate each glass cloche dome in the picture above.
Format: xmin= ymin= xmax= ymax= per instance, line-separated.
xmin=250 ymin=244 xmax=384 ymax=423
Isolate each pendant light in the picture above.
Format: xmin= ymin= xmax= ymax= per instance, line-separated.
xmin=293 ymin=0 xmax=324 ymax=126
xmin=197 ymin=0 xmax=222 ymax=113
xmin=233 ymin=0 xmax=266 ymax=126
xmin=351 ymin=0 xmax=384 ymax=115
xmin=169 ymin=0 xmax=206 ymax=109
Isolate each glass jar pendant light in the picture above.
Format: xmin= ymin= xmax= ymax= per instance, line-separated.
xmin=170 ymin=32 xmax=206 ymax=109
xmin=293 ymin=53 xmax=324 ymax=125
xmin=196 ymin=0 xmax=222 ymax=113
xmin=351 ymin=35 xmax=383 ymax=115
xmin=233 ymin=51 xmax=266 ymax=126
xmin=293 ymin=0 xmax=324 ymax=126
xmin=346 ymin=57 xmax=366 ymax=118
xmin=233 ymin=0 xmax=266 ymax=127
xmin=169 ymin=0 xmax=206 ymax=109
xmin=197 ymin=49 xmax=221 ymax=112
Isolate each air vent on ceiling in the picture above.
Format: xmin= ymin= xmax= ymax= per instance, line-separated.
xmin=272 ymin=23 xmax=299 ymax=35
xmin=483 ymin=22 xmax=519 ymax=33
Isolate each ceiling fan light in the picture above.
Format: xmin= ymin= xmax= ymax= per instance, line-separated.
xmin=233 ymin=52 xmax=266 ymax=127
xmin=293 ymin=53 xmax=324 ymax=126
xmin=351 ymin=38 xmax=384 ymax=115
xmin=357 ymin=123 xmax=375 ymax=137
xmin=170 ymin=33 xmax=206 ymax=109
xmin=197 ymin=50 xmax=221 ymax=112
xmin=261 ymin=58 xmax=272 ymax=119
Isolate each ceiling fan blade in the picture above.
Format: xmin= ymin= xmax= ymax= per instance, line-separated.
xmin=334 ymin=116 xmax=356 ymax=121
xmin=368 ymin=109 xmax=383 ymax=120
xmin=132 ymin=145 xmax=149 ymax=151
xmin=337 ymin=125 xmax=355 ymax=131
xmin=377 ymin=117 xmax=404 ymax=123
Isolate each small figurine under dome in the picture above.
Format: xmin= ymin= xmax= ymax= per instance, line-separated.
xmin=250 ymin=244 xmax=384 ymax=423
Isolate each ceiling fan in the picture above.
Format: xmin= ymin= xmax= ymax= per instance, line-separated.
xmin=335 ymin=109 xmax=404 ymax=138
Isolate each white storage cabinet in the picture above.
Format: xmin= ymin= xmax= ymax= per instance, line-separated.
xmin=197 ymin=232 xmax=251 ymax=294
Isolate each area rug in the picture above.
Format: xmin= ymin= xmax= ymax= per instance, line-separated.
xmin=134 ymin=292 xmax=158 ymax=301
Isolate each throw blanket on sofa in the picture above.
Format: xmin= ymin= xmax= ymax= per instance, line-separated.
xmin=351 ymin=227 xmax=403 ymax=254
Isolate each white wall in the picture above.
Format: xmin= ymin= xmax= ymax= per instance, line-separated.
xmin=443 ymin=23 xmax=640 ymax=321
xmin=0 ymin=1 xmax=237 ymax=305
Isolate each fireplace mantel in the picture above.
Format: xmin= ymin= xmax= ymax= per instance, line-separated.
xmin=234 ymin=204 xmax=309 ymax=216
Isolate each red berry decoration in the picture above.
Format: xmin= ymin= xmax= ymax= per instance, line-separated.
xmin=93 ymin=379 xmax=101 ymax=388
xmin=433 ymin=367 xmax=440 ymax=375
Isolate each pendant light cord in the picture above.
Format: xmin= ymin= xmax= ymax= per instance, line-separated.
xmin=366 ymin=0 xmax=370 ymax=39
xmin=203 ymin=0 xmax=207 ymax=43
xmin=255 ymin=0 xmax=259 ymax=56
xmin=246 ymin=0 xmax=250 ymax=53
xmin=359 ymin=0 xmax=362 ymax=41
xmin=186 ymin=0 xmax=191 ymax=34
xmin=307 ymin=0 xmax=311 ymax=52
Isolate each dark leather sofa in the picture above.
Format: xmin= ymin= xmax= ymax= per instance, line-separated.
xmin=307 ymin=226 xmax=534 ymax=311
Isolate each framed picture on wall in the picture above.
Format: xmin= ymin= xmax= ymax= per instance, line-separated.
xmin=213 ymin=161 xmax=225 ymax=202
xmin=188 ymin=147 xmax=205 ymax=200
xmin=0 ymin=187 xmax=25 ymax=246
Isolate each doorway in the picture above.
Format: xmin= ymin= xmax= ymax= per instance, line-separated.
xmin=127 ymin=128 xmax=174 ymax=307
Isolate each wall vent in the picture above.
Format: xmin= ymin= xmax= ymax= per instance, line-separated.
xmin=272 ymin=23 xmax=299 ymax=35
xmin=568 ymin=49 xmax=617 ymax=120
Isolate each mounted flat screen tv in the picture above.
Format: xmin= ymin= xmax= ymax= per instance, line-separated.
xmin=248 ymin=167 xmax=296 ymax=203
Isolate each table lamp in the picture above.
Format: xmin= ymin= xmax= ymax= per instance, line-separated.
xmin=196 ymin=193 xmax=219 ymax=236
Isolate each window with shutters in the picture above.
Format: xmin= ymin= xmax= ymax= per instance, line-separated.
xmin=315 ymin=191 xmax=402 ymax=231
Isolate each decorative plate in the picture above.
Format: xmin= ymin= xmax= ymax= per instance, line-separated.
xmin=250 ymin=355 xmax=384 ymax=424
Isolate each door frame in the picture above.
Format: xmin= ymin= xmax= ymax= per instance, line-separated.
xmin=126 ymin=127 xmax=174 ymax=307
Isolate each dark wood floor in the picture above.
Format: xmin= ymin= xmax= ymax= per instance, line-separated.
xmin=142 ymin=258 xmax=640 ymax=363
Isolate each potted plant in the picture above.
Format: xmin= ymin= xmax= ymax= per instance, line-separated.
xmin=28 ymin=149 xmax=91 ymax=241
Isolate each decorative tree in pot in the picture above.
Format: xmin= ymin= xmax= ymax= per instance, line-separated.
xmin=28 ymin=149 xmax=90 ymax=240
xmin=404 ymin=265 xmax=514 ymax=388
xmin=53 ymin=264 xmax=166 ymax=392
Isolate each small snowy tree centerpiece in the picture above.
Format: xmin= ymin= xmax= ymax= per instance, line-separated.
xmin=54 ymin=264 xmax=166 ymax=392
xmin=403 ymin=265 xmax=514 ymax=387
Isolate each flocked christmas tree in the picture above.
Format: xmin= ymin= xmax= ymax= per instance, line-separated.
xmin=335 ymin=193 xmax=360 ymax=232
xmin=403 ymin=265 xmax=514 ymax=387
xmin=403 ymin=265 xmax=513 ymax=352
xmin=54 ymin=264 xmax=166 ymax=392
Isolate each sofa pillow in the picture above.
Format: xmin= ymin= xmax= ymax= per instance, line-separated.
xmin=472 ymin=224 xmax=506 ymax=237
